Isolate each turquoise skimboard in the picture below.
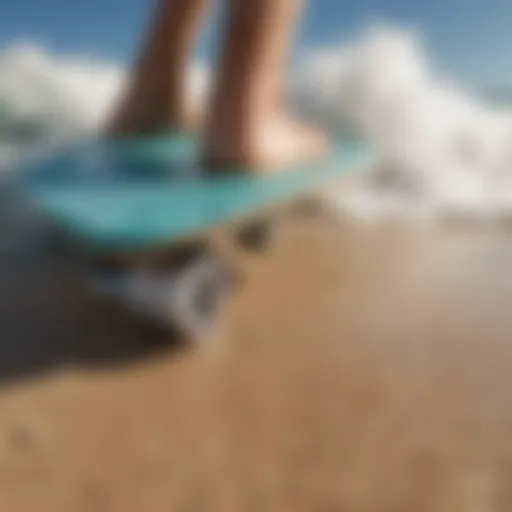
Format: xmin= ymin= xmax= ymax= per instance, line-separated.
xmin=17 ymin=135 xmax=372 ymax=252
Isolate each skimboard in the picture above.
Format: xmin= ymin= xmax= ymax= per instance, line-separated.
xmin=17 ymin=134 xmax=372 ymax=339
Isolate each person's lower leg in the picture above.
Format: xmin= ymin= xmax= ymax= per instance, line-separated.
xmin=202 ymin=0 xmax=326 ymax=170
xmin=108 ymin=0 xmax=207 ymax=135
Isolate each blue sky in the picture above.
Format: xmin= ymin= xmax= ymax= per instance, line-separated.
xmin=1 ymin=0 xmax=512 ymax=88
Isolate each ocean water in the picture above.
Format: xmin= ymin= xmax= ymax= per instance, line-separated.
xmin=1 ymin=26 xmax=512 ymax=223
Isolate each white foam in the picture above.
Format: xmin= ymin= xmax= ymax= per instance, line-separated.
xmin=0 ymin=42 xmax=123 ymax=138
xmin=293 ymin=26 xmax=512 ymax=222
xmin=0 ymin=42 xmax=207 ymax=167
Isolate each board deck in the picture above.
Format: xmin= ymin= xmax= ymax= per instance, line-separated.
xmin=18 ymin=135 xmax=373 ymax=252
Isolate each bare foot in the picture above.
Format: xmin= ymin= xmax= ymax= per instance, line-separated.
xmin=107 ymin=90 xmax=202 ymax=137
xmin=202 ymin=114 xmax=328 ymax=172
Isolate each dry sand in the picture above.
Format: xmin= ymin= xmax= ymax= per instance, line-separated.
xmin=1 ymin=201 xmax=512 ymax=511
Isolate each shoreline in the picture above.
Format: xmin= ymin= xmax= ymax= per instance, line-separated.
xmin=1 ymin=209 xmax=512 ymax=510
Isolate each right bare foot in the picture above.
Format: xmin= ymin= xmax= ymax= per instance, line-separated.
xmin=202 ymin=113 xmax=328 ymax=172
xmin=107 ymin=87 xmax=202 ymax=137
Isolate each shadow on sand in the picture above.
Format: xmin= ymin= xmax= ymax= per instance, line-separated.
xmin=0 ymin=188 xmax=186 ymax=385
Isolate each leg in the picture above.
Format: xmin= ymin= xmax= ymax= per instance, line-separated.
xmin=202 ymin=0 xmax=326 ymax=171
xmin=107 ymin=0 xmax=208 ymax=136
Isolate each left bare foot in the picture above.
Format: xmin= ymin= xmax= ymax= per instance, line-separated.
xmin=202 ymin=112 xmax=328 ymax=172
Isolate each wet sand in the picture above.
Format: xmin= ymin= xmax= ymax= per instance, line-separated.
xmin=1 ymin=205 xmax=512 ymax=511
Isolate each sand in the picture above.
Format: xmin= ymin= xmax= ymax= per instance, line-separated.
xmin=1 ymin=202 xmax=512 ymax=511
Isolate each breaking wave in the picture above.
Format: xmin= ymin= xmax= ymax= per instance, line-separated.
xmin=1 ymin=26 xmax=512 ymax=221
